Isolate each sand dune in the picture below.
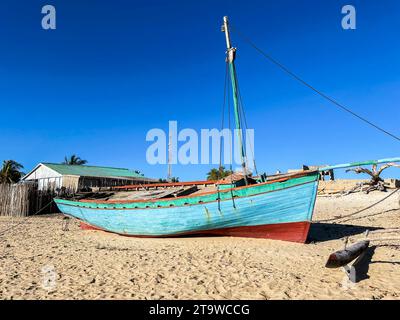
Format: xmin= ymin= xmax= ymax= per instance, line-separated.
xmin=0 ymin=191 xmax=399 ymax=299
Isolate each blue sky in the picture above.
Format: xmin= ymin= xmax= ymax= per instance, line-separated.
xmin=1 ymin=0 xmax=399 ymax=180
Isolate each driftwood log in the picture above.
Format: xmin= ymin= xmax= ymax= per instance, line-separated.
xmin=325 ymin=240 xmax=370 ymax=268
xmin=345 ymin=163 xmax=400 ymax=194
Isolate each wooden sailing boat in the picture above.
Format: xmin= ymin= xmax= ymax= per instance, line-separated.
xmin=54 ymin=17 xmax=400 ymax=243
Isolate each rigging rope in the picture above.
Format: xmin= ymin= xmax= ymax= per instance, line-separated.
xmin=217 ymin=63 xmax=229 ymax=212
xmin=231 ymin=26 xmax=400 ymax=143
xmin=234 ymin=67 xmax=259 ymax=176
xmin=226 ymin=63 xmax=237 ymax=209
xmin=316 ymin=188 xmax=399 ymax=223
xmin=231 ymin=66 xmax=249 ymax=171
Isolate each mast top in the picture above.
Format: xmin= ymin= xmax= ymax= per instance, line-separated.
xmin=221 ymin=16 xmax=236 ymax=63
xmin=222 ymin=16 xmax=231 ymax=49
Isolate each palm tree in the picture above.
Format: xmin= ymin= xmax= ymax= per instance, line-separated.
xmin=206 ymin=166 xmax=232 ymax=181
xmin=62 ymin=154 xmax=88 ymax=165
xmin=0 ymin=160 xmax=24 ymax=183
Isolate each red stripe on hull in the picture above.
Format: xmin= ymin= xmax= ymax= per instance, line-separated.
xmin=80 ymin=221 xmax=311 ymax=243
xmin=80 ymin=223 xmax=102 ymax=231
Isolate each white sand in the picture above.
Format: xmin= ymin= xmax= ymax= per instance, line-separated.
xmin=0 ymin=191 xmax=399 ymax=299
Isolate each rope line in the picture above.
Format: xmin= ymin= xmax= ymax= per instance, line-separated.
xmin=234 ymin=67 xmax=259 ymax=176
xmin=231 ymin=26 xmax=400 ymax=142
xmin=217 ymin=63 xmax=229 ymax=212
xmin=316 ymin=188 xmax=399 ymax=223
xmin=226 ymin=63 xmax=237 ymax=209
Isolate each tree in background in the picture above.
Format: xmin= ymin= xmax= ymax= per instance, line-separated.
xmin=346 ymin=163 xmax=400 ymax=193
xmin=0 ymin=160 xmax=24 ymax=183
xmin=206 ymin=166 xmax=233 ymax=181
xmin=62 ymin=155 xmax=88 ymax=165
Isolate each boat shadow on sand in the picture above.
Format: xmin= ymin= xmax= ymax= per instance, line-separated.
xmin=307 ymin=222 xmax=381 ymax=243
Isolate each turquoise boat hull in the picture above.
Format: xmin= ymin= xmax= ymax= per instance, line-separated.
xmin=55 ymin=172 xmax=319 ymax=243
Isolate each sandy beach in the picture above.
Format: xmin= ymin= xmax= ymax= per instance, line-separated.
xmin=0 ymin=191 xmax=399 ymax=300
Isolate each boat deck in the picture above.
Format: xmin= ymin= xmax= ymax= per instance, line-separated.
xmin=64 ymin=171 xmax=318 ymax=203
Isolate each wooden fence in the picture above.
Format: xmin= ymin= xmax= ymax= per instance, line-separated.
xmin=0 ymin=183 xmax=60 ymax=217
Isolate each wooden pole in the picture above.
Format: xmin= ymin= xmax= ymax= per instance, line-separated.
xmin=325 ymin=240 xmax=370 ymax=268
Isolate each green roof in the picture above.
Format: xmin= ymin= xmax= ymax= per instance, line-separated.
xmin=42 ymin=163 xmax=146 ymax=179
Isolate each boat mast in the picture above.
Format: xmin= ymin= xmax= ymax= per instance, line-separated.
xmin=167 ymin=131 xmax=172 ymax=181
xmin=222 ymin=16 xmax=248 ymax=181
